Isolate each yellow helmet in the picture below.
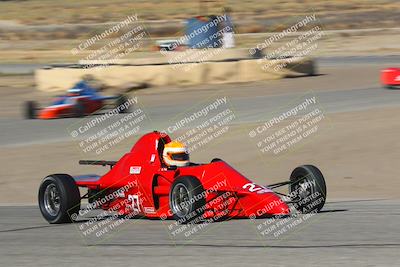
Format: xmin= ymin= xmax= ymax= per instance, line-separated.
xmin=163 ymin=141 xmax=189 ymax=167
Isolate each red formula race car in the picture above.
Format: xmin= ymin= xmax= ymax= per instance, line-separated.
xmin=381 ymin=67 xmax=400 ymax=88
xmin=25 ymin=81 xmax=130 ymax=119
xmin=38 ymin=131 xmax=327 ymax=224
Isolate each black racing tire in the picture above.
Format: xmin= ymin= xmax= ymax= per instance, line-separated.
xmin=25 ymin=101 xmax=37 ymax=119
xmin=38 ymin=174 xmax=81 ymax=224
xmin=74 ymin=101 xmax=85 ymax=117
xmin=289 ymin=165 xmax=326 ymax=214
xmin=116 ymin=94 xmax=130 ymax=113
xmin=211 ymin=158 xmax=223 ymax=163
xmin=169 ymin=176 xmax=205 ymax=224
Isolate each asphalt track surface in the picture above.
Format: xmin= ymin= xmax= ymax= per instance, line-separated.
xmin=1 ymin=56 xmax=400 ymax=266
xmin=0 ymin=200 xmax=399 ymax=266
xmin=4 ymin=86 xmax=400 ymax=146
xmin=2 ymin=56 xmax=400 ymax=147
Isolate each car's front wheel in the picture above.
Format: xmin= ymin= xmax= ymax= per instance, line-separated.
xmin=169 ymin=176 xmax=205 ymax=224
xmin=25 ymin=101 xmax=37 ymax=119
xmin=38 ymin=174 xmax=81 ymax=224
xmin=289 ymin=165 xmax=326 ymax=213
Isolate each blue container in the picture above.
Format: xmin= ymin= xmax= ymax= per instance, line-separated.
xmin=185 ymin=16 xmax=221 ymax=49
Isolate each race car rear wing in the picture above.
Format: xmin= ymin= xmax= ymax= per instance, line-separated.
xmin=79 ymin=160 xmax=117 ymax=169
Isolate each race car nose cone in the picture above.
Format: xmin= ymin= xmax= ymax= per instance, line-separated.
xmin=274 ymin=202 xmax=291 ymax=215
xmin=38 ymin=108 xmax=56 ymax=119
xmin=252 ymin=193 xmax=291 ymax=217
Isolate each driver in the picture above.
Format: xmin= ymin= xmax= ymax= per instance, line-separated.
xmin=162 ymin=141 xmax=190 ymax=167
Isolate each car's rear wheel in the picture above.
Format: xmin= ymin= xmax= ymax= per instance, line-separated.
xmin=25 ymin=101 xmax=37 ymax=119
xmin=38 ymin=174 xmax=81 ymax=224
xmin=116 ymin=94 xmax=130 ymax=113
xmin=169 ymin=176 xmax=205 ymax=224
xmin=74 ymin=102 xmax=85 ymax=117
xmin=289 ymin=165 xmax=326 ymax=213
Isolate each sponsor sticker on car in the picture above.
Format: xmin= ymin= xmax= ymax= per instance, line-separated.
xmin=130 ymin=166 xmax=142 ymax=174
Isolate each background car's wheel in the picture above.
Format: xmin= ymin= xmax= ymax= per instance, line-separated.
xmin=169 ymin=176 xmax=205 ymax=224
xmin=74 ymin=102 xmax=85 ymax=117
xmin=38 ymin=174 xmax=81 ymax=224
xmin=116 ymin=94 xmax=130 ymax=113
xmin=211 ymin=158 xmax=223 ymax=163
xmin=289 ymin=165 xmax=326 ymax=214
xmin=25 ymin=101 xmax=37 ymax=119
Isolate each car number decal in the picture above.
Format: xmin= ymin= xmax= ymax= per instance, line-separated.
xmin=128 ymin=194 xmax=141 ymax=213
xmin=243 ymin=183 xmax=272 ymax=193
